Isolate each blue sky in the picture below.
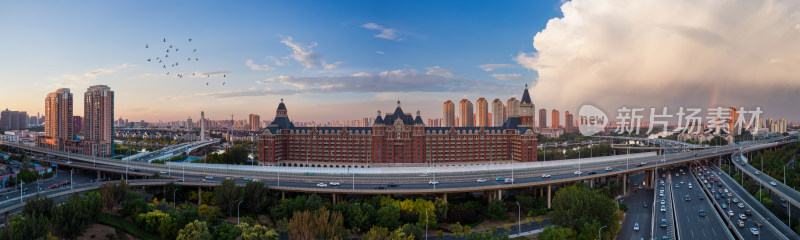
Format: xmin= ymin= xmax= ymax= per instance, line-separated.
xmin=2 ymin=0 xmax=798 ymax=123
xmin=0 ymin=0 xmax=562 ymax=122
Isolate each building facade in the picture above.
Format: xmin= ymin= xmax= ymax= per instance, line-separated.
xmin=38 ymin=88 xmax=73 ymax=151
xmin=249 ymin=114 xmax=261 ymax=131
xmin=476 ymin=98 xmax=489 ymax=127
xmin=565 ymin=111 xmax=574 ymax=133
xmin=551 ymin=109 xmax=560 ymax=128
xmin=0 ymin=109 xmax=28 ymax=130
xmin=538 ymin=109 xmax=547 ymax=129
xmin=83 ymin=85 xmax=114 ymax=157
xmin=492 ymin=98 xmax=506 ymax=127
xmin=259 ymin=88 xmax=538 ymax=167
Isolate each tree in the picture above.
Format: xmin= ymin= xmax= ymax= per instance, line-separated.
xmin=214 ymin=179 xmax=241 ymax=217
xmin=488 ymin=199 xmax=507 ymax=220
xmin=159 ymin=216 xmax=179 ymax=240
xmin=51 ymin=193 xmax=103 ymax=239
xmin=100 ymin=182 xmax=117 ymax=210
xmin=399 ymin=223 xmax=424 ymax=240
xmin=23 ymin=194 xmax=54 ymax=219
xmin=434 ymin=198 xmax=448 ymax=223
xmin=549 ymin=184 xmax=620 ymax=238
xmin=237 ymin=223 xmax=279 ymax=240
xmin=538 ymin=226 xmax=577 ymax=240
xmin=242 ymin=181 xmax=271 ymax=213
xmin=362 ymin=226 xmax=414 ymax=240
xmin=287 ymin=207 xmax=347 ymax=240
xmin=198 ymin=204 xmax=220 ymax=225
xmin=376 ymin=205 xmax=401 ymax=230
xmin=0 ymin=214 xmax=50 ymax=240
xmin=17 ymin=168 xmax=37 ymax=183
xmin=211 ymin=222 xmax=241 ymax=240
xmin=176 ymin=220 xmax=212 ymax=240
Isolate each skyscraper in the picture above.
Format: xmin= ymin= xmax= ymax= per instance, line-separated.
xmin=0 ymin=109 xmax=28 ymax=130
xmin=459 ymin=99 xmax=474 ymax=127
xmin=539 ymin=109 xmax=547 ymax=129
xmin=492 ymin=99 xmax=505 ymax=127
xmin=565 ymin=111 xmax=574 ymax=133
xmin=72 ymin=116 xmax=83 ymax=134
xmin=39 ymin=88 xmax=73 ymax=150
xmin=476 ymin=98 xmax=489 ymax=127
xmin=249 ymin=114 xmax=261 ymax=131
xmin=552 ymin=109 xmax=560 ymax=128
xmin=443 ymin=100 xmax=455 ymax=127
xmin=84 ymin=85 xmax=114 ymax=157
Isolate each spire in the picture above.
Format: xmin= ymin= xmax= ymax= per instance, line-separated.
xmin=397 ymin=100 xmax=401 ymax=107
xmin=521 ymin=84 xmax=532 ymax=104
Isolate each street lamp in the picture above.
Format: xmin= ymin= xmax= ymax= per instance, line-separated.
xmin=516 ymin=201 xmax=521 ymax=235
xmin=425 ymin=210 xmax=428 ymax=240
xmin=598 ymin=225 xmax=607 ymax=240
xmin=173 ymin=188 xmax=179 ymax=208
xmin=237 ymin=200 xmax=244 ymax=225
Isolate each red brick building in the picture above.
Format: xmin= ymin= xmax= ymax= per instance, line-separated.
xmin=258 ymin=87 xmax=538 ymax=167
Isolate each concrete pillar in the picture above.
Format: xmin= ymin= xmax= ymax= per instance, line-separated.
xmin=497 ymin=189 xmax=502 ymax=200
xmin=547 ymin=184 xmax=552 ymax=209
xmin=333 ymin=194 xmax=337 ymax=204
xmin=4 ymin=212 xmax=7 ymax=226
xmin=442 ymin=193 xmax=448 ymax=203
xmin=590 ymin=178 xmax=595 ymax=188
xmin=198 ymin=187 xmax=202 ymax=205
xmin=623 ymin=173 xmax=628 ymax=194
xmin=281 ymin=191 xmax=285 ymax=200
xmin=97 ymin=170 xmax=101 ymax=180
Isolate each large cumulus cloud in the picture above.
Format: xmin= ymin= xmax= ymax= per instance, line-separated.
xmin=517 ymin=0 xmax=800 ymax=118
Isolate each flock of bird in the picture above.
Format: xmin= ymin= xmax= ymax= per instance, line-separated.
xmin=144 ymin=37 xmax=228 ymax=86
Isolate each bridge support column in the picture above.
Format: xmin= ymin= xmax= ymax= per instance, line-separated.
xmin=622 ymin=173 xmax=628 ymax=194
xmin=442 ymin=193 xmax=447 ymax=203
xmin=281 ymin=191 xmax=285 ymax=200
xmin=198 ymin=187 xmax=202 ymax=205
xmin=97 ymin=170 xmax=101 ymax=180
xmin=333 ymin=194 xmax=338 ymax=204
xmin=497 ymin=190 xmax=502 ymax=200
xmin=4 ymin=212 xmax=7 ymax=227
xmin=547 ymin=184 xmax=552 ymax=209
xmin=590 ymin=178 xmax=595 ymax=188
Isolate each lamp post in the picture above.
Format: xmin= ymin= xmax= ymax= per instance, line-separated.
xmin=19 ymin=180 xmax=23 ymax=203
xmin=425 ymin=210 xmax=428 ymax=240
xmin=598 ymin=225 xmax=607 ymax=240
xmin=516 ymin=201 xmax=521 ymax=235
xmin=237 ymin=200 xmax=244 ymax=225
xmin=173 ymin=188 xmax=179 ymax=208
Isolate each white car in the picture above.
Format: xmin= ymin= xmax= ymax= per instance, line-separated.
xmin=159 ymin=171 xmax=168 ymax=174
xmin=660 ymin=200 xmax=665 ymax=205
xmin=476 ymin=178 xmax=487 ymax=183
xmin=605 ymin=167 xmax=613 ymax=171
xmin=64 ymin=160 xmax=73 ymax=164
xmin=504 ymin=178 xmax=515 ymax=184
xmin=205 ymin=176 xmax=214 ymax=179
xmin=574 ymin=171 xmax=583 ymax=175
xmin=316 ymin=183 xmax=328 ymax=187
xmin=634 ymin=223 xmax=640 ymax=231
xmin=428 ymin=180 xmax=439 ymax=185
xmin=329 ymin=182 xmax=340 ymax=186
xmin=750 ymin=227 xmax=759 ymax=235
xmin=728 ymin=210 xmax=734 ymax=216
xmin=689 ymin=185 xmax=693 ymax=189
xmin=660 ymin=205 xmax=666 ymax=212
xmin=542 ymin=174 xmax=551 ymax=178
xmin=770 ymin=181 xmax=777 ymax=186
xmin=755 ymin=171 xmax=761 ymax=175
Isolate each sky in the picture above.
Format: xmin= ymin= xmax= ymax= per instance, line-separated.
xmin=1 ymin=0 xmax=798 ymax=124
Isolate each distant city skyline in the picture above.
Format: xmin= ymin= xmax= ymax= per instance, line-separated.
xmin=2 ymin=0 xmax=799 ymax=123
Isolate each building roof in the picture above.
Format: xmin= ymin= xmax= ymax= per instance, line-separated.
xmin=521 ymin=84 xmax=532 ymax=104
xmin=373 ymin=115 xmax=384 ymax=125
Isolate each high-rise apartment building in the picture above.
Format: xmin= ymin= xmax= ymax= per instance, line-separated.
xmin=459 ymin=99 xmax=474 ymax=127
xmin=506 ymin=97 xmax=520 ymax=118
xmin=476 ymin=98 xmax=489 ymax=127
xmin=443 ymin=100 xmax=455 ymax=127
xmin=492 ymin=99 xmax=505 ymax=127
xmin=84 ymin=85 xmax=114 ymax=157
xmin=538 ymin=109 xmax=547 ymax=129
xmin=565 ymin=111 xmax=574 ymax=133
xmin=38 ymin=88 xmax=73 ymax=150
xmin=249 ymin=114 xmax=261 ymax=131
xmin=0 ymin=109 xmax=28 ymax=130
xmin=552 ymin=109 xmax=560 ymax=128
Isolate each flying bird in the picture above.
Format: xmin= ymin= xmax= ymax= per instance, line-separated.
xmin=166 ymin=49 xmax=169 ymax=53
xmin=206 ymin=82 xmax=209 ymax=85
xmin=193 ymin=73 xmax=196 ymax=76
xmin=163 ymin=65 xmax=166 ymax=68
xmin=189 ymin=38 xmax=192 ymax=42
xmin=175 ymin=48 xmax=178 ymax=52
xmin=195 ymin=58 xmax=199 ymax=61
xmin=166 ymin=72 xmax=169 ymax=75
xmin=147 ymin=58 xmax=151 ymax=62
xmin=170 ymin=45 xmax=173 ymax=49
xmin=145 ymin=44 xmax=149 ymax=48
xmin=163 ymin=38 xmax=166 ymax=42
xmin=223 ymin=82 xmax=226 ymax=85
xmin=188 ymin=58 xmax=191 ymax=61
xmin=165 ymin=54 xmax=168 ymax=58
xmin=159 ymin=60 xmax=162 ymax=63
xmin=223 ymin=74 xmax=226 ymax=77
xmin=193 ymin=49 xmax=196 ymax=52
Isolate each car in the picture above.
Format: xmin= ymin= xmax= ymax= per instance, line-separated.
xmin=128 ymin=167 xmax=136 ymax=171
xmin=317 ymin=183 xmax=328 ymax=187
xmin=780 ymin=197 xmax=786 ymax=202
xmin=685 ymin=195 xmax=691 ymax=201
xmin=419 ymin=173 xmax=429 ymax=177
xmin=755 ymin=171 xmax=761 ymax=175
xmin=605 ymin=167 xmax=613 ymax=171
xmin=177 ymin=179 xmax=185 ymax=182
xmin=721 ymin=193 xmax=726 ymax=198
xmin=688 ymin=184 xmax=692 ymax=189
xmin=428 ymin=180 xmax=439 ymax=185
xmin=661 ymin=218 xmax=667 ymax=228
xmin=722 ymin=203 xmax=727 ymax=209
xmin=754 ymin=222 xmax=763 ymax=227
xmin=674 ymin=184 xmax=679 ymax=188
xmin=388 ymin=183 xmax=399 ymax=187
xmin=205 ymin=176 xmax=214 ymax=179
xmin=636 ymin=163 xmax=643 ymax=167
xmin=738 ymin=203 xmax=744 ymax=209
xmin=225 ymin=177 xmax=232 ymax=180
xmin=781 ymin=202 xmax=788 ymax=208
xmin=329 ymin=182 xmax=340 ymax=186
xmin=733 ymin=198 xmax=738 ymax=203
xmin=640 ymin=162 xmax=647 ymax=165
xmin=495 ymin=177 xmax=505 ymax=181
xmin=252 ymin=179 xmax=260 ymax=182
xmin=750 ymin=227 xmax=759 ymax=235
xmin=724 ymin=189 xmax=728 ymax=193
xmin=770 ymin=181 xmax=777 ymax=186
xmin=698 ymin=195 xmax=704 ymax=200
xmin=727 ymin=193 xmax=732 ymax=197
xmin=504 ymin=178 xmax=515 ymax=183
xmin=676 ymin=173 xmax=680 ymax=177
xmin=587 ymin=171 xmax=597 ymax=175
xmin=715 ymin=194 xmax=720 ymax=200
xmin=699 ymin=210 xmax=706 ymax=217
xmin=64 ymin=160 xmax=73 ymax=164
xmin=714 ymin=178 xmax=719 ymax=182
xmin=243 ymin=177 xmax=252 ymax=181
xmin=160 ymin=171 xmax=168 ymax=174
xmin=660 ymin=199 xmax=665 ymax=205
xmin=680 ymin=180 xmax=684 ymax=184
xmin=739 ymin=220 xmax=745 ymax=228
xmin=476 ymin=178 xmax=488 ymax=182
xmin=634 ymin=223 xmax=640 ymax=231
xmin=541 ymin=174 xmax=551 ymax=178
xmin=574 ymin=171 xmax=583 ymax=175
xmin=739 ymin=214 xmax=746 ymax=220
xmin=660 ymin=205 xmax=666 ymax=212
xmin=374 ymin=186 xmax=387 ymax=190
xmin=745 ymin=210 xmax=752 ymax=216
xmin=643 ymin=202 xmax=648 ymax=208
xmin=728 ymin=210 xmax=734 ymax=216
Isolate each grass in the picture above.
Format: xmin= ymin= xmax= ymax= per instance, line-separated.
xmin=98 ymin=212 xmax=161 ymax=240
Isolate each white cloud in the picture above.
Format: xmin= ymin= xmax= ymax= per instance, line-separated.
xmin=478 ymin=64 xmax=520 ymax=71
xmin=280 ymin=36 xmax=341 ymax=69
xmin=245 ymin=59 xmax=274 ymax=71
xmin=491 ymin=73 xmax=535 ymax=82
xmin=361 ymin=23 xmax=400 ymax=40
xmin=50 ymin=63 xmax=134 ymax=88
xmin=425 ymin=66 xmax=454 ymax=78
xmin=84 ymin=63 xmax=133 ymax=78
xmin=515 ymin=0 xmax=800 ymax=112
xmin=376 ymin=51 xmax=385 ymax=54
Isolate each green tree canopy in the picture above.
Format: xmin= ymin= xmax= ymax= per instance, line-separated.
xmin=176 ymin=220 xmax=212 ymax=240
xmin=550 ymin=184 xmax=621 ymax=238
